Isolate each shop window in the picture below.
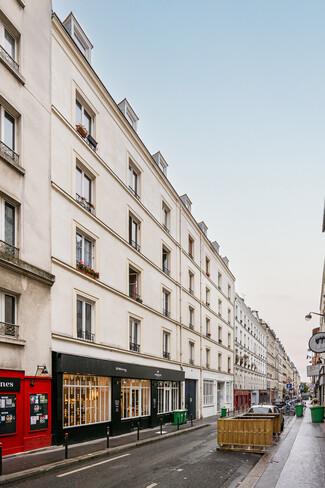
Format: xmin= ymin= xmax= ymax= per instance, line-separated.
xmin=121 ymin=378 xmax=150 ymax=419
xmin=203 ymin=380 xmax=213 ymax=406
xmin=63 ymin=374 xmax=110 ymax=427
xmin=157 ymin=381 xmax=179 ymax=414
xmin=76 ymin=296 xmax=94 ymax=342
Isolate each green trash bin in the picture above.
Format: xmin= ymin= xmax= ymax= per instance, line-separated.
xmin=221 ymin=408 xmax=227 ymax=418
xmin=173 ymin=409 xmax=187 ymax=425
xmin=310 ymin=406 xmax=324 ymax=423
xmin=295 ymin=404 xmax=303 ymax=417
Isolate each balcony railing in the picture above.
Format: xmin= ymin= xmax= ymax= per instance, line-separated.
xmin=189 ymin=288 xmax=194 ymax=295
xmin=130 ymin=342 xmax=140 ymax=352
xmin=77 ymin=329 xmax=95 ymax=342
xmin=162 ymin=223 xmax=170 ymax=233
xmin=0 ymin=322 xmax=19 ymax=339
xmin=0 ymin=140 xmax=19 ymax=166
xmin=163 ymin=266 xmax=170 ymax=276
xmin=129 ymin=186 xmax=141 ymax=200
xmin=163 ymin=351 xmax=170 ymax=359
xmin=75 ymin=126 xmax=98 ymax=151
xmin=206 ymin=332 xmax=211 ymax=338
xmin=129 ymin=289 xmax=142 ymax=302
xmin=163 ymin=308 xmax=170 ymax=318
xmin=0 ymin=240 xmax=19 ymax=259
xmin=189 ymin=323 xmax=194 ymax=330
xmin=130 ymin=239 xmax=140 ymax=252
xmin=76 ymin=194 xmax=95 ymax=215
xmin=206 ymin=363 xmax=210 ymax=369
xmin=189 ymin=359 xmax=194 ymax=365
xmin=0 ymin=45 xmax=19 ymax=71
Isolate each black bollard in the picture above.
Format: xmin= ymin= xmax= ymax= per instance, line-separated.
xmin=160 ymin=418 xmax=163 ymax=435
xmin=137 ymin=422 xmax=140 ymax=441
xmin=191 ymin=414 xmax=193 ymax=427
xmin=64 ymin=432 xmax=69 ymax=459
xmin=0 ymin=443 xmax=2 ymax=476
xmin=177 ymin=416 xmax=180 ymax=431
xmin=106 ymin=426 xmax=110 ymax=449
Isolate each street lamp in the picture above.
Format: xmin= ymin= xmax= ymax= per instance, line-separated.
xmin=305 ymin=312 xmax=325 ymax=321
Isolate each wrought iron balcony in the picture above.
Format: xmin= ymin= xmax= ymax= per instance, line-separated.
xmin=189 ymin=323 xmax=194 ymax=330
xmin=130 ymin=342 xmax=140 ymax=352
xmin=189 ymin=359 xmax=194 ymax=365
xmin=0 ymin=140 xmax=19 ymax=166
xmin=77 ymin=329 xmax=95 ymax=342
xmin=76 ymin=194 xmax=95 ymax=214
xmin=128 ymin=186 xmax=141 ymax=200
xmin=75 ymin=126 xmax=97 ymax=151
xmin=163 ymin=351 xmax=170 ymax=359
xmin=163 ymin=308 xmax=170 ymax=318
xmin=0 ymin=322 xmax=19 ymax=339
xmin=129 ymin=239 xmax=140 ymax=252
xmin=0 ymin=240 xmax=19 ymax=259
xmin=163 ymin=266 xmax=170 ymax=276
xmin=189 ymin=288 xmax=194 ymax=295
xmin=162 ymin=223 xmax=170 ymax=233
xmin=0 ymin=45 xmax=19 ymax=72
xmin=129 ymin=289 xmax=142 ymax=303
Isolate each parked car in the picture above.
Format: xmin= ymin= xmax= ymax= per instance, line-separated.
xmin=273 ymin=398 xmax=286 ymax=408
xmin=247 ymin=404 xmax=284 ymax=431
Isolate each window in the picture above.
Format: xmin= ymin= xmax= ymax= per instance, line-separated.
xmin=0 ymin=197 xmax=18 ymax=257
xmin=157 ymin=381 xmax=178 ymax=414
xmin=162 ymin=202 xmax=170 ymax=232
xmin=0 ymin=20 xmax=19 ymax=71
xmin=228 ymin=333 xmax=231 ymax=348
xmin=218 ymin=326 xmax=222 ymax=343
xmin=189 ymin=341 xmax=194 ymax=365
xmin=0 ymin=292 xmax=18 ymax=338
xmin=206 ymin=257 xmax=210 ymax=276
xmin=129 ymin=162 xmax=140 ymax=200
xmin=63 ymin=374 xmax=110 ymax=428
xmin=76 ymin=232 xmax=93 ymax=268
xmin=205 ymin=287 xmax=210 ymax=306
xmin=76 ymin=166 xmax=95 ymax=213
xmin=226 ymin=382 xmax=231 ymax=403
xmin=129 ymin=266 xmax=141 ymax=301
xmin=218 ymin=299 xmax=222 ymax=317
xmin=188 ymin=235 xmax=194 ymax=258
xmin=206 ymin=318 xmax=210 ymax=337
xmin=228 ymin=357 xmax=231 ymax=373
xmin=163 ymin=331 xmax=170 ymax=359
xmin=218 ymin=353 xmax=222 ymax=371
xmin=129 ymin=317 xmax=140 ymax=352
xmin=121 ymin=378 xmax=150 ymax=419
xmin=218 ymin=272 xmax=222 ymax=290
xmin=129 ymin=214 xmax=140 ymax=251
xmin=228 ymin=285 xmax=231 ymax=300
xmin=203 ymin=380 xmax=214 ymax=406
xmin=189 ymin=306 xmax=194 ymax=329
xmin=77 ymin=297 xmax=94 ymax=342
xmin=162 ymin=289 xmax=170 ymax=317
xmin=0 ymin=105 xmax=18 ymax=164
xmin=228 ymin=308 xmax=231 ymax=324
xmin=162 ymin=246 xmax=170 ymax=276
xmin=206 ymin=348 xmax=210 ymax=368
xmin=189 ymin=271 xmax=194 ymax=295
xmin=75 ymin=98 xmax=97 ymax=150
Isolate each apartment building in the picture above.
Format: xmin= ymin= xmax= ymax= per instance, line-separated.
xmin=233 ymin=296 xmax=267 ymax=409
xmin=50 ymin=12 xmax=235 ymax=445
xmin=0 ymin=0 xmax=54 ymax=455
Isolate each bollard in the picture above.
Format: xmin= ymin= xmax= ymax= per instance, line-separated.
xmin=137 ymin=422 xmax=140 ymax=441
xmin=0 ymin=443 xmax=2 ymax=476
xmin=64 ymin=432 xmax=69 ymax=459
xmin=177 ymin=416 xmax=180 ymax=431
xmin=191 ymin=414 xmax=193 ymax=427
xmin=160 ymin=418 xmax=163 ymax=435
xmin=106 ymin=426 xmax=110 ymax=449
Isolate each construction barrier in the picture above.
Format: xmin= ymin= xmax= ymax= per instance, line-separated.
xmin=217 ymin=417 xmax=274 ymax=453
xmin=241 ymin=413 xmax=282 ymax=435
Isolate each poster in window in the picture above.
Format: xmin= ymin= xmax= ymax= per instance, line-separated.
xmin=30 ymin=394 xmax=48 ymax=431
xmin=0 ymin=394 xmax=16 ymax=435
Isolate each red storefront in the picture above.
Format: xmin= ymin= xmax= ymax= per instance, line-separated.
xmin=0 ymin=370 xmax=51 ymax=455
xmin=234 ymin=389 xmax=251 ymax=411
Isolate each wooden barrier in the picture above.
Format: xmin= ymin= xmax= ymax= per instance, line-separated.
xmin=241 ymin=413 xmax=281 ymax=434
xmin=217 ymin=417 xmax=274 ymax=453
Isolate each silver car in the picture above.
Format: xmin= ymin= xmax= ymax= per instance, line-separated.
xmin=247 ymin=404 xmax=284 ymax=431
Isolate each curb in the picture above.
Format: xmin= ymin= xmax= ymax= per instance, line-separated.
xmin=0 ymin=423 xmax=210 ymax=485
xmin=237 ymin=416 xmax=297 ymax=488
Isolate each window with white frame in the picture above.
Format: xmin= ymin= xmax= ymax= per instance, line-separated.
xmin=129 ymin=161 xmax=140 ymax=200
xmin=218 ymin=272 xmax=222 ymax=290
xmin=63 ymin=374 xmax=110 ymax=428
xmin=162 ymin=246 xmax=170 ymax=276
xmin=76 ymin=99 xmax=92 ymax=136
xmin=205 ymin=287 xmax=210 ymax=306
xmin=162 ymin=202 xmax=170 ymax=232
xmin=0 ymin=291 xmax=18 ymax=338
xmin=129 ymin=317 xmax=140 ymax=352
xmin=203 ymin=380 xmax=214 ymax=406
xmin=218 ymin=299 xmax=222 ymax=317
xmin=0 ymin=19 xmax=19 ymax=69
xmin=228 ymin=332 xmax=231 ymax=348
xmin=76 ymin=296 xmax=94 ymax=342
xmin=157 ymin=381 xmax=178 ymax=413
xmin=0 ymin=196 xmax=17 ymax=255
xmin=0 ymin=104 xmax=19 ymax=165
xmin=228 ymin=308 xmax=231 ymax=324
xmin=163 ymin=331 xmax=170 ymax=359
xmin=218 ymin=325 xmax=222 ymax=343
xmin=218 ymin=353 xmax=222 ymax=371
xmin=228 ymin=284 xmax=231 ymax=300
xmin=189 ymin=306 xmax=194 ymax=329
xmin=206 ymin=317 xmax=210 ymax=337
xmin=129 ymin=213 xmax=140 ymax=251
xmin=189 ymin=271 xmax=194 ymax=295
xmin=228 ymin=357 xmax=231 ymax=373
xmin=188 ymin=235 xmax=194 ymax=258
xmin=189 ymin=341 xmax=194 ymax=365
xmin=76 ymin=231 xmax=93 ymax=268
xmin=206 ymin=348 xmax=210 ymax=368
xmin=76 ymin=166 xmax=95 ymax=213
xmin=121 ymin=378 xmax=150 ymax=419
xmin=162 ymin=289 xmax=170 ymax=317
xmin=129 ymin=266 xmax=141 ymax=301
xmin=226 ymin=382 xmax=231 ymax=403
xmin=205 ymin=256 xmax=210 ymax=276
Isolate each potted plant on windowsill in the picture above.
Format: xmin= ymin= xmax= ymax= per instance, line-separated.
xmin=207 ymin=332 xmax=211 ymax=337
xmin=136 ymin=297 xmax=143 ymax=303
xmin=206 ymin=272 xmax=210 ymax=277
xmin=76 ymin=124 xmax=88 ymax=138
xmin=76 ymin=261 xmax=99 ymax=279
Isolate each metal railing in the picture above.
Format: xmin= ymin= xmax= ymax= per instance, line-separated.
xmin=0 ymin=240 xmax=19 ymax=259
xmin=206 ymin=363 xmax=210 ymax=369
xmin=75 ymin=127 xmax=97 ymax=151
xmin=76 ymin=194 xmax=95 ymax=214
xmin=129 ymin=186 xmax=141 ymax=200
xmin=130 ymin=239 xmax=140 ymax=252
xmin=163 ymin=308 xmax=170 ymax=318
xmin=130 ymin=342 xmax=140 ymax=352
xmin=163 ymin=266 xmax=170 ymax=276
xmin=162 ymin=223 xmax=170 ymax=233
xmin=189 ymin=323 xmax=194 ymax=330
xmin=189 ymin=359 xmax=194 ymax=365
xmin=163 ymin=351 xmax=170 ymax=359
xmin=0 ymin=140 xmax=19 ymax=166
xmin=189 ymin=288 xmax=194 ymax=295
xmin=0 ymin=45 xmax=19 ymax=71
xmin=129 ymin=289 xmax=142 ymax=302
xmin=0 ymin=322 xmax=19 ymax=339
xmin=77 ymin=329 xmax=95 ymax=342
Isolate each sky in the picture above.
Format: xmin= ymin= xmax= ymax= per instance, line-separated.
xmin=53 ymin=0 xmax=325 ymax=382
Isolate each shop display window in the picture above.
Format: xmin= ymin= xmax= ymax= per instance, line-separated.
xmin=121 ymin=378 xmax=150 ymax=419
xmin=63 ymin=374 xmax=110 ymax=428
xmin=30 ymin=394 xmax=48 ymax=431
xmin=0 ymin=394 xmax=16 ymax=435
xmin=157 ymin=381 xmax=179 ymax=414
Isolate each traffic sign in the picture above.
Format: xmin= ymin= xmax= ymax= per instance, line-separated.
xmin=286 ymin=383 xmax=292 ymax=389
xmin=299 ymin=385 xmax=304 ymax=390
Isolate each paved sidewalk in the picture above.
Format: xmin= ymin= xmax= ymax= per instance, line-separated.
xmin=0 ymin=415 xmax=215 ymax=484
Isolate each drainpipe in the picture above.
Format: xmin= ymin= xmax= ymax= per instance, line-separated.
xmin=199 ymin=231 xmax=203 ymax=419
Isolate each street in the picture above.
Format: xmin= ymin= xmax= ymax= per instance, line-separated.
xmin=6 ymin=422 xmax=262 ymax=488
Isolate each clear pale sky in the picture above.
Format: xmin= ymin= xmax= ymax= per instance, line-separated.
xmin=53 ymin=0 xmax=325 ymax=382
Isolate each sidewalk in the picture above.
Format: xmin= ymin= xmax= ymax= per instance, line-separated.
xmin=241 ymin=406 xmax=325 ymax=488
xmin=0 ymin=415 xmax=215 ymax=485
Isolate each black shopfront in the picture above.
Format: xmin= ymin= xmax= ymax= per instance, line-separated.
xmin=52 ymin=352 xmax=185 ymax=445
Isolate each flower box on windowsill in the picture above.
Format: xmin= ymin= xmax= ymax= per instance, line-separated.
xmin=136 ymin=297 xmax=143 ymax=303
xmin=207 ymin=332 xmax=211 ymax=337
xmin=76 ymin=124 xmax=88 ymax=138
xmin=206 ymin=272 xmax=210 ymax=277
xmin=76 ymin=261 xmax=99 ymax=279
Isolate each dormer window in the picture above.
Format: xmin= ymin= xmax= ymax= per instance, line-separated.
xmin=152 ymin=152 xmax=168 ymax=176
xmin=63 ymin=13 xmax=93 ymax=63
xmin=118 ymin=99 xmax=139 ymax=132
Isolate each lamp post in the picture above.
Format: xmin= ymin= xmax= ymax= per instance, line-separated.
xmin=305 ymin=312 xmax=325 ymax=321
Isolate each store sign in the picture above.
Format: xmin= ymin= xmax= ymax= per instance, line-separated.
xmin=308 ymin=332 xmax=325 ymax=353
xmin=307 ymin=364 xmax=320 ymax=377
xmin=0 ymin=378 xmax=20 ymax=392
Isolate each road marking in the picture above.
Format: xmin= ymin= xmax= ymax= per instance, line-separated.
xmin=56 ymin=453 xmax=130 ymax=477
xmin=146 ymin=484 xmax=157 ymax=488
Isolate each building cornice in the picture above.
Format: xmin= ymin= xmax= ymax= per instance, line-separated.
xmin=0 ymin=253 xmax=55 ymax=286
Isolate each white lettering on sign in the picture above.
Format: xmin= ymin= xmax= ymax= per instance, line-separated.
xmin=0 ymin=382 xmax=14 ymax=388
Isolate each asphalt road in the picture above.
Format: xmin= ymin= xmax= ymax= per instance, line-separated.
xmin=9 ymin=423 xmax=261 ymax=488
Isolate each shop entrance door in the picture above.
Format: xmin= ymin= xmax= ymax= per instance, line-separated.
xmin=185 ymin=379 xmax=196 ymax=420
